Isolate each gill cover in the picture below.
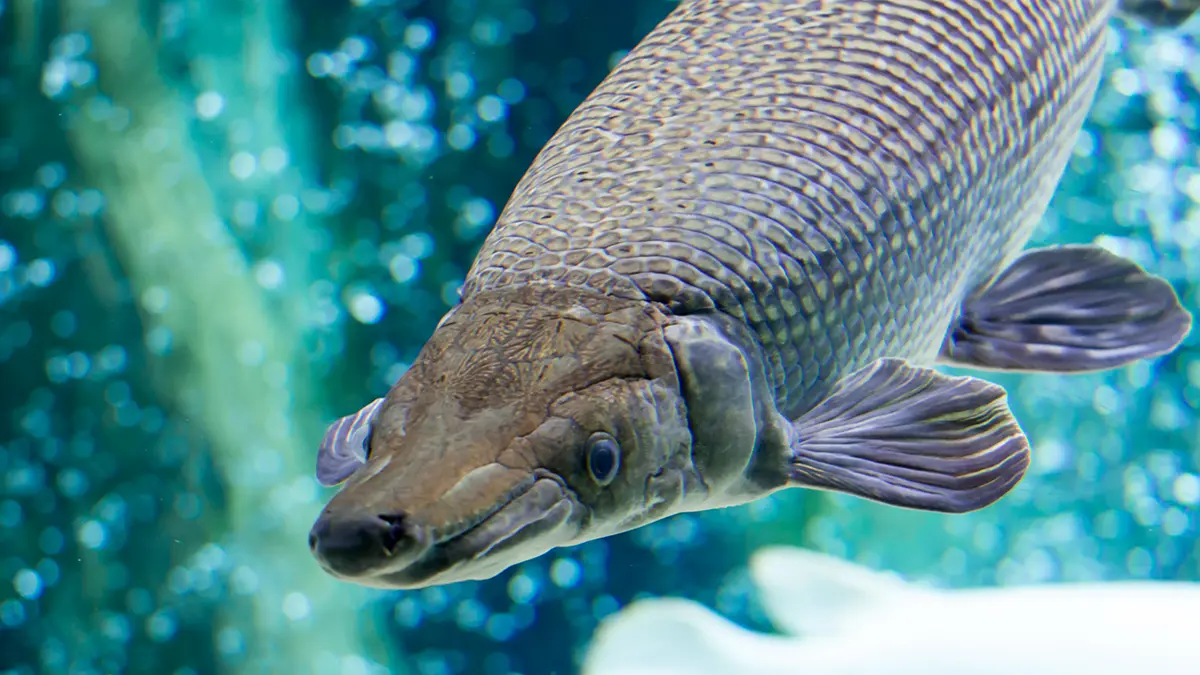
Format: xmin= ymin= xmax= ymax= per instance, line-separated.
xmin=317 ymin=397 xmax=384 ymax=487
xmin=663 ymin=315 xmax=762 ymax=496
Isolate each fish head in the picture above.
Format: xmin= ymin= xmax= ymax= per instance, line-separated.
xmin=308 ymin=285 xmax=702 ymax=589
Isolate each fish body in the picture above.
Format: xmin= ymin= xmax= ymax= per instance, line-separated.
xmin=582 ymin=547 xmax=1200 ymax=675
xmin=468 ymin=0 xmax=1105 ymax=414
xmin=308 ymin=0 xmax=1194 ymax=589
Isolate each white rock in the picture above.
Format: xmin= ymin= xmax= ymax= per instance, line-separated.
xmin=583 ymin=547 xmax=1200 ymax=675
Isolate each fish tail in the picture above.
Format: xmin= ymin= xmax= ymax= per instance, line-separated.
xmin=1118 ymin=0 xmax=1200 ymax=26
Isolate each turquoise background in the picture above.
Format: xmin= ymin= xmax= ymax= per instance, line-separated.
xmin=0 ymin=2 xmax=1196 ymax=674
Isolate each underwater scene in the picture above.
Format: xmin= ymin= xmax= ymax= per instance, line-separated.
xmin=2 ymin=0 xmax=1199 ymax=673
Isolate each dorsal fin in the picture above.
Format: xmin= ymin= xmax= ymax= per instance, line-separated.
xmin=749 ymin=547 xmax=939 ymax=637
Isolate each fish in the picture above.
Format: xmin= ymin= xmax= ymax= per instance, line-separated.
xmin=582 ymin=546 xmax=1200 ymax=675
xmin=308 ymin=0 xmax=1196 ymax=589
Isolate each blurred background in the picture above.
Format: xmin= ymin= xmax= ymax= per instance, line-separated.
xmin=0 ymin=1 xmax=1197 ymax=674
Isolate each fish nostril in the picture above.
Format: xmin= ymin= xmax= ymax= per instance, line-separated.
xmin=378 ymin=513 xmax=406 ymax=552
xmin=309 ymin=512 xmax=421 ymax=576
xmin=309 ymin=513 xmax=393 ymax=576
xmin=308 ymin=515 xmax=332 ymax=552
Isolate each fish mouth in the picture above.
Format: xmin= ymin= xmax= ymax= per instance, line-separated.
xmin=344 ymin=472 xmax=585 ymax=589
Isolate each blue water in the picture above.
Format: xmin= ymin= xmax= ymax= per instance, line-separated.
xmin=0 ymin=1 xmax=1196 ymax=674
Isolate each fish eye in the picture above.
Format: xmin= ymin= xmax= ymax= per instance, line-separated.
xmin=586 ymin=432 xmax=621 ymax=486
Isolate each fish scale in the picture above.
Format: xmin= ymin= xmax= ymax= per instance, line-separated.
xmin=462 ymin=0 xmax=1112 ymax=415
xmin=310 ymin=0 xmax=1194 ymax=590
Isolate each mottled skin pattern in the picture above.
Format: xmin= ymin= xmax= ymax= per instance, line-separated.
xmin=318 ymin=286 xmax=708 ymax=585
xmin=309 ymin=0 xmax=1193 ymax=589
xmin=465 ymin=0 xmax=1111 ymax=415
xmin=358 ymin=286 xmax=689 ymax=541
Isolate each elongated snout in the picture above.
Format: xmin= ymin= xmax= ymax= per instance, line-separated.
xmin=308 ymin=511 xmax=423 ymax=579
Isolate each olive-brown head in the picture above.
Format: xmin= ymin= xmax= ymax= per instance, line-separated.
xmin=308 ymin=285 xmax=704 ymax=589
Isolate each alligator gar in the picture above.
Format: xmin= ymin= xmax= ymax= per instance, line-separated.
xmin=308 ymin=0 xmax=1195 ymax=589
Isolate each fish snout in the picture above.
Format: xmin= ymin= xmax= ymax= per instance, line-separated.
xmin=308 ymin=511 xmax=423 ymax=579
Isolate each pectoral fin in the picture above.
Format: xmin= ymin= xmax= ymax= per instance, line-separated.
xmin=788 ymin=359 xmax=1029 ymax=513
xmin=941 ymin=245 xmax=1192 ymax=373
xmin=316 ymin=397 xmax=383 ymax=487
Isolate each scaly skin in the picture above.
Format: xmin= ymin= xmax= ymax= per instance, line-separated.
xmin=465 ymin=0 xmax=1112 ymax=414
xmin=310 ymin=0 xmax=1192 ymax=588
xmin=316 ymin=285 xmax=723 ymax=587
